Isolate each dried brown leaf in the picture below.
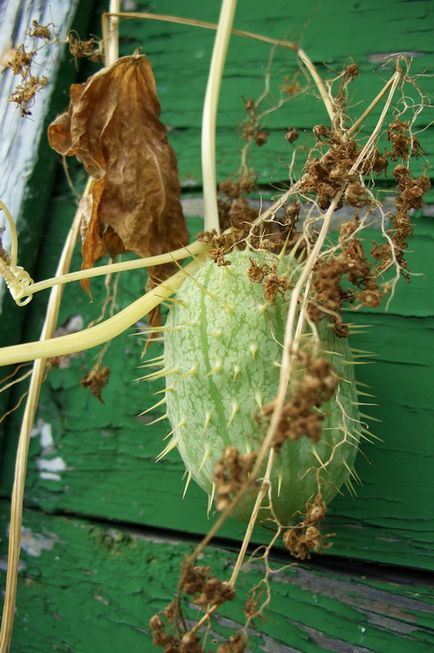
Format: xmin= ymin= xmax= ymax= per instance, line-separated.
xmin=48 ymin=53 xmax=188 ymax=282
xmin=81 ymin=363 xmax=110 ymax=402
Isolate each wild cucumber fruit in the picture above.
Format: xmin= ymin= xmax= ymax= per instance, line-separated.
xmin=163 ymin=249 xmax=361 ymax=524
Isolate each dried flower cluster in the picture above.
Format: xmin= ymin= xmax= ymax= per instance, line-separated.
xmin=150 ymin=561 xmax=237 ymax=652
xmin=283 ymin=494 xmax=330 ymax=559
xmin=150 ymin=612 xmax=203 ymax=653
xmin=239 ymin=97 xmax=269 ymax=147
xmin=214 ymin=446 xmax=257 ymax=511
xmin=67 ymin=31 xmax=101 ymax=61
xmin=308 ymin=218 xmax=382 ymax=336
xmin=297 ymin=104 xmax=430 ymax=336
xmin=247 ymin=257 xmax=292 ymax=303
xmin=263 ymin=354 xmax=339 ymax=450
xmin=199 ymin=194 xmax=300 ymax=269
xmin=218 ymin=176 xmax=257 ymax=201
xmin=387 ymin=118 xmax=422 ymax=160
xmin=180 ymin=561 xmax=235 ymax=608
xmin=150 ymin=608 xmax=246 ymax=653
xmin=216 ymin=634 xmax=247 ymax=652
xmin=80 ymin=363 xmax=110 ymax=402
xmin=372 ymin=165 xmax=430 ymax=278
xmin=28 ymin=20 xmax=52 ymax=40
xmin=7 ymin=22 xmax=52 ymax=115
xmin=300 ymin=131 xmax=387 ymax=211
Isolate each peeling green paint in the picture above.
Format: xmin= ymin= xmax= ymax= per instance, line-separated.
xmin=2 ymin=504 xmax=434 ymax=653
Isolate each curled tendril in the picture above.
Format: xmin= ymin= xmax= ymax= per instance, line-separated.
xmin=0 ymin=200 xmax=34 ymax=306
xmin=0 ymin=258 xmax=34 ymax=306
xmin=8 ymin=267 xmax=34 ymax=306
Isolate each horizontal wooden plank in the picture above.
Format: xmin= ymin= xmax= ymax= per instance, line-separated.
xmin=1 ymin=503 xmax=433 ymax=652
xmin=0 ymin=177 xmax=433 ymax=569
xmin=117 ymin=0 xmax=434 ymax=187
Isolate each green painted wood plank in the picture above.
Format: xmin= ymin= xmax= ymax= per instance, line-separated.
xmin=115 ymin=0 xmax=434 ymax=186
xmin=1 ymin=178 xmax=433 ymax=569
xmin=2 ymin=503 xmax=434 ymax=653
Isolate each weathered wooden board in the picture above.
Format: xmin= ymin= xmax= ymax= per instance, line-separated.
xmin=1 ymin=503 xmax=434 ymax=653
xmin=0 ymin=0 xmax=96 ymax=448
xmin=0 ymin=0 xmax=82 ymax=322
xmin=0 ymin=171 xmax=433 ymax=569
xmin=117 ymin=0 xmax=434 ymax=189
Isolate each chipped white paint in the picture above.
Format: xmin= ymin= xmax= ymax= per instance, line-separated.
xmin=39 ymin=471 xmax=62 ymax=481
xmin=36 ymin=455 xmax=67 ymax=481
xmin=32 ymin=419 xmax=65 ymax=478
xmin=94 ymin=594 xmax=110 ymax=606
xmin=54 ymin=314 xmax=85 ymax=336
xmin=40 ymin=420 xmax=53 ymax=449
xmin=20 ymin=526 xmax=60 ymax=556
xmin=36 ymin=456 xmax=66 ymax=472
xmin=122 ymin=0 xmax=138 ymax=10
xmin=0 ymin=556 xmax=26 ymax=572
xmin=30 ymin=417 xmax=54 ymax=450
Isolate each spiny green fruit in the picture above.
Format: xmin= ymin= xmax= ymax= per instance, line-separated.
xmin=162 ymin=249 xmax=361 ymax=524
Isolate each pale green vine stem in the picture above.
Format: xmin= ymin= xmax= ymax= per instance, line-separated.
xmin=0 ymin=201 xmax=34 ymax=307
xmin=297 ymin=48 xmax=335 ymax=123
xmin=0 ymin=259 xmax=203 ymax=367
xmin=202 ymin=0 xmax=238 ymax=233
xmin=190 ymin=449 xmax=275 ymax=635
xmin=189 ymin=443 xmax=275 ymax=635
xmin=105 ymin=11 xmax=299 ymax=54
xmin=350 ymin=68 xmax=402 ymax=172
xmin=22 ymin=241 xmax=204 ymax=299
xmin=347 ymin=72 xmax=399 ymax=137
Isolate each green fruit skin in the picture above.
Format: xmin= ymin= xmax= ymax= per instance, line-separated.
xmin=163 ymin=250 xmax=361 ymax=524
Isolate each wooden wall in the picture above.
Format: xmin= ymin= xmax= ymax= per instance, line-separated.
xmin=1 ymin=0 xmax=433 ymax=651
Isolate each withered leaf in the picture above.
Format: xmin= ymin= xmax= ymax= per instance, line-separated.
xmin=48 ymin=53 xmax=188 ymax=283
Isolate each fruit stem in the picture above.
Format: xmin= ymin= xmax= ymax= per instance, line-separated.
xmin=202 ymin=0 xmax=238 ymax=234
